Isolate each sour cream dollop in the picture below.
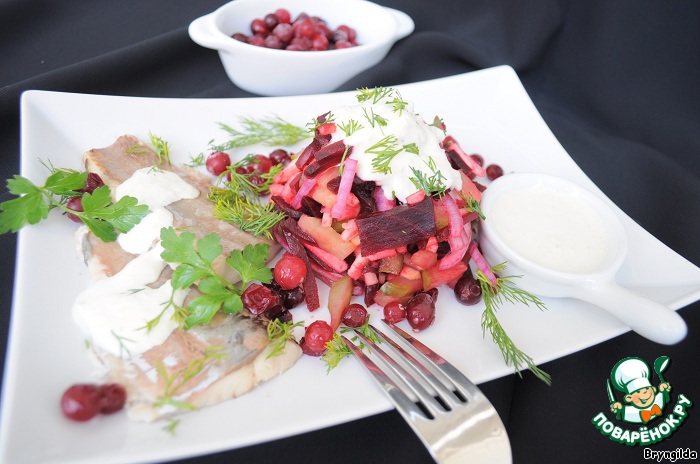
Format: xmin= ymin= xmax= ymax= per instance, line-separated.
xmin=328 ymin=97 xmax=461 ymax=202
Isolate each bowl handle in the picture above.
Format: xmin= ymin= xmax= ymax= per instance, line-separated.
xmin=385 ymin=8 xmax=415 ymax=40
xmin=573 ymin=281 xmax=688 ymax=345
xmin=188 ymin=13 xmax=230 ymax=50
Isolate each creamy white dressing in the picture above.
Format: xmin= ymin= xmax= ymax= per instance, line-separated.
xmin=489 ymin=185 xmax=610 ymax=274
xmin=73 ymin=243 xmax=189 ymax=358
xmin=115 ymin=168 xmax=199 ymax=254
xmin=74 ymin=168 xmax=201 ymax=356
xmin=328 ymin=99 xmax=461 ymax=202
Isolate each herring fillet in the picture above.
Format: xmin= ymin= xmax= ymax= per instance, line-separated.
xmin=78 ymin=135 xmax=299 ymax=422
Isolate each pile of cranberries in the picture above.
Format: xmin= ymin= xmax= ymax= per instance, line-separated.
xmin=206 ymin=148 xmax=291 ymax=187
xmin=231 ymin=8 xmax=359 ymax=51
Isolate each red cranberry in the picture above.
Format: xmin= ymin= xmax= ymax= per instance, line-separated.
xmin=263 ymin=13 xmax=279 ymax=31
xmin=61 ymin=384 xmax=102 ymax=421
xmin=66 ymin=196 xmax=84 ymax=223
xmin=264 ymin=35 xmax=283 ymax=49
xmin=297 ymin=18 xmax=316 ymax=39
xmin=252 ymin=154 xmax=273 ymax=173
xmin=454 ymin=271 xmax=482 ymax=306
xmin=406 ymin=293 xmax=436 ymax=332
xmin=206 ymin=151 xmax=231 ymax=176
xmin=281 ymin=286 xmax=305 ymax=309
xmin=336 ymin=25 xmax=356 ymax=42
xmin=248 ymin=35 xmax=266 ymax=47
xmin=241 ymin=283 xmax=281 ymax=315
xmin=311 ymin=33 xmax=329 ymax=51
xmin=275 ymin=8 xmax=291 ymax=24
xmin=80 ymin=173 xmax=104 ymax=194
xmin=274 ymin=253 xmax=307 ymax=290
xmin=302 ymin=320 xmax=333 ymax=355
xmin=272 ymin=23 xmax=294 ymax=44
xmin=269 ymin=149 xmax=291 ymax=166
xmin=98 ymin=383 xmax=127 ymax=414
xmin=232 ymin=32 xmax=249 ymax=42
xmin=341 ymin=304 xmax=368 ymax=328
xmin=469 ymin=153 xmax=484 ymax=166
xmin=383 ymin=301 xmax=406 ymax=323
xmin=486 ymin=164 xmax=504 ymax=180
xmin=250 ymin=18 xmax=268 ymax=36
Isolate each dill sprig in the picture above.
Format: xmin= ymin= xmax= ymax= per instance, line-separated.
xmin=362 ymin=106 xmax=388 ymax=129
xmin=209 ymin=188 xmax=285 ymax=239
xmin=409 ymin=156 xmax=448 ymax=196
xmin=322 ymin=316 xmax=382 ymax=372
xmin=154 ymin=345 xmax=227 ymax=411
xmin=459 ymin=191 xmax=486 ymax=220
xmin=148 ymin=132 xmax=172 ymax=166
xmin=356 ymin=87 xmax=393 ymax=104
xmin=387 ymin=91 xmax=408 ymax=115
xmin=267 ymin=319 xmax=303 ymax=358
xmin=184 ymin=152 xmax=205 ymax=168
xmin=429 ymin=116 xmax=447 ymax=135
xmin=368 ymin=135 xmax=402 ymax=174
xmin=219 ymin=155 xmax=283 ymax=200
xmin=338 ymin=118 xmax=364 ymax=137
xmin=476 ymin=264 xmax=551 ymax=385
xmin=212 ymin=116 xmax=308 ymax=151
xmin=162 ymin=418 xmax=180 ymax=435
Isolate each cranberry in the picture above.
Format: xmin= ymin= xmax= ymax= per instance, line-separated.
xmin=311 ymin=34 xmax=329 ymax=51
xmin=470 ymin=153 xmax=484 ymax=166
xmin=406 ymin=293 xmax=436 ymax=332
xmin=236 ymin=164 xmax=255 ymax=175
xmin=454 ymin=271 xmax=482 ymax=306
xmin=302 ymin=320 xmax=333 ymax=355
xmin=281 ymin=286 xmax=305 ymax=309
xmin=264 ymin=35 xmax=283 ymax=49
xmin=275 ymin=8 xmax=291 ymax=24
xmin=248 ymin=35 xmax=266 ymax=47
xmin=274 ymin=253 xmax=307 ymax=290
xmin=80 ymin=172 xmax=104 ymax=194
xmin=66 ymin=196 xmax=84 ymax=223
xmin=252 ymin=154 xmax=273 ymax=173
xmin=232 ymin=32 xmax=249 ymax=42
xmin=383 ymin=300 xmax=406 ymax=323
xmin=263 ymin=13 xmax=279 ymax=31
xmin=289 ymin=36 xmax=311 ymax=51
xmin=336 ymin=25 xmax=356 ymax=42
xmin=297 ymin=18 xmax=316 ymax=39
xmin=341 ymin=303 xmax=368 ymax=328
xmin=206 ymin=151 xmax=231 ymax=176
xmin=250 ymin=18 xmax=268 ymax=36
xmin=269 ymin=148 xmax=291 ymax=166
xmin=61 ymin=384 xmax=102 ymax=421
xmin=98 ymin=383 xmax=127 ymax=414
xmin=486 ymin=164 xmax=504 ymax=180
xmin=272 ymin=23 xmax=294 ymax=44
xmin=241 ymin=283 xmax=281 ymax=315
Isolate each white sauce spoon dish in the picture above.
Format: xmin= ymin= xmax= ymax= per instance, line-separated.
xmin=478 ymin=172 xmax=687 ymax=345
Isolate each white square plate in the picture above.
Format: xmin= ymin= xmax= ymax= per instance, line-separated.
xmin=2 ymin=66 xmax=699 ymax=463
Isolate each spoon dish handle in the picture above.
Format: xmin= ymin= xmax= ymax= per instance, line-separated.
xmin=575 ymin=282 xmax=687 ymax=345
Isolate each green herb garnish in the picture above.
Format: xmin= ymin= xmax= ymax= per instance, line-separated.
xmin=477 ymin=263 xmax=551 ymax=384
xmin=208 ymin=187 xmax=285 ymax=239
xmin=408 ymin=156 xmax=448 ymax=196
xmin=0 ymin=167 xmax=150 ymax=242
xmin=356 ymin=87 xmax=393 ymax=104
xmin=322 ymin=316 xmax=381 ymax=372
xmin=338 ymin=119 xmax=364 ymax=137
xmin=267 ymin=319 xmax=304 ymax=358
xmin=154 ymin=345 xmax=227 ymax=411
xmin=213 ymin=116 xmax=308 ymax=151
xmin=159 ymin=228 xmax=272 ymax=329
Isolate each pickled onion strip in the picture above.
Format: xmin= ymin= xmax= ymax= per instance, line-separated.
xmin=373 ymin=186 xmax=395 ymax=211
xmin=331 ymin=158 xmax=357 ymax=219
xmin=441 ymin=193 xmax=462 ymax=238
xmin=467 ymin=240 xmax=498 ymax=286
xmin=291 ymin=177 xmax=316 ymax=209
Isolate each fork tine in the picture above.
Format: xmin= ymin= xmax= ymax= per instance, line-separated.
xmin=346 ymin=331 xmax=445 ymax=418
xmin=367 ymin=324 xmax=463 ymax=410
xmin=340 ymin=335 xmax=428 ymax=420
xmin=383 ymin=321 xmax=483 ymax=402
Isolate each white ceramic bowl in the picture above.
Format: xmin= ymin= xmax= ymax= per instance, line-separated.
xmin=189 ymin=0 xmax=414 ymax=96
xmin=479 ymin=173 xmax=687 ymax=345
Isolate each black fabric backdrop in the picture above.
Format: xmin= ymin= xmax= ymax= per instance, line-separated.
xmin=1 ymin=1 xmax=698 ymax=463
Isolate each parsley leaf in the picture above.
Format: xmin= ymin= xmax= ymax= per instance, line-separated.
xmin=158 ymin=227 xmax=272 ymax=329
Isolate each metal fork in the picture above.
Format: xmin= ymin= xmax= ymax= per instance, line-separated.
xmin=342 ymin=321 xmax=512 ymax=464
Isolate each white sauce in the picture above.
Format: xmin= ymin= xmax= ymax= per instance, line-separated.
xmin=115 ymin=168 xmax=199 ymax=254
xmin=489 ymin=185 xmax=610 ymax=274
xmin=73 ymin=243 xmax=189 ymax=358
xmin=329 ymin=99 xmax=461 ymax=202
xmin=74 ymin=168 xmax=201 ymax=357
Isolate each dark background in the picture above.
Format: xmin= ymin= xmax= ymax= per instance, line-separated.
xmin=1 ymin=1 xmax=698 ymax=463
